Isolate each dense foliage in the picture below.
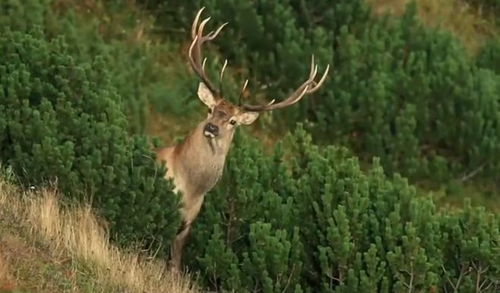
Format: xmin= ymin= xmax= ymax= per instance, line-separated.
xmin=143 ymin=0 xmax=500 ymax=183
xmin=187 ymin=128 xmax=499 ymax=292
xmin=0 ymin=10 xmax=180 ymax=248
xmin=0 ymin=0 xmax=499 ymax=292
xmin=0 ymin=0 xmax=200 ymax=133
xmin=478 ymin=38 xmax=500 ymax=74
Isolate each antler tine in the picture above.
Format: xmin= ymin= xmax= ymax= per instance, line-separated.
xmin=191 ymin=7 xmax=205 ymax=39
xmin=202 ymin=57 xmax=207 ymax=71
xmin=207 ymin=22 xmax=228 ymax=40
xmin=241 ymin=55 xmax=329 ymax=112
xmin=219 ymin=59 xmax=228 ymax=95
xmin=307 ymin=64 xmax=330 ymax=93
xmin=188 ymin=8 xmax=228 ymax=96
xmin=238 ymin=79 xmax=249 ymax=106
xmin=220 ymin=59 xmax=228 ymax=82
xmin=197 ymin=17 xmax=211 ymax=41
xmin=309 ymin=55 xmax=316 ymax=79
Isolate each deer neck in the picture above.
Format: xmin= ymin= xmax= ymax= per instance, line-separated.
xmin=173 ymin=122 xmax=232 ymax=195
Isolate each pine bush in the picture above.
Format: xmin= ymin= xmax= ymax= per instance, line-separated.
xmin=0 ymin=2 xmax=498 ymax=292
xmin=142 ymin=0 xmax=500 ymax=182
xmin=0 ymin=28 xmax=180 ymax=249
xmin=186 ymin=127 xmax=499 ymax=292
xmin=44 ymin=6 xmax=199 ymax=133
xmin=478 ymin=39 xmax=500 ymax=74
xmin=1 ymin=0 xmax=200 ymax=133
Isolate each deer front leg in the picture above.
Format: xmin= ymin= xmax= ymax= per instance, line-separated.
xmin=169 ymin=221 xmax=192 ymax=271
xmin=169 ymin=193 xmax=205 ymax=271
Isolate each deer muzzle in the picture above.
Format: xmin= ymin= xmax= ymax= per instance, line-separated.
xmin=203 ymin=123 xmax=219 ymax=138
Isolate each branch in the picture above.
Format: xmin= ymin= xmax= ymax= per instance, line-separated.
xmin=408 ymin=262 xmax=414 ymax=293
xmin=442 ymin=263 xmax=469 ymax=293
xmin=326 ymin=271 xmax=343 ymax=284
xmin=472 ymin=262 xmax=489 ymax=293
xmin=281 ymin=265 xmax=296 ymax=293
xmin=481 ymin=279 xmax=498 ymax=292
xmin=401 ymin=262 xmax=414 ymax=293
xmin=460 ymin=163 xmax=487 ymax=182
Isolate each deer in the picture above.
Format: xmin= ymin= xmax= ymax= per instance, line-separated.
xmin=155 ymin=7 xmax=329 ymax=271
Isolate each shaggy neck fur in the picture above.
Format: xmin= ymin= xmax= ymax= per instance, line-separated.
xmin=173 ymin=121 xmax=233 ymax=196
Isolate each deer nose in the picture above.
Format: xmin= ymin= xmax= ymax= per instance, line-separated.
xmin=204 ymin=123 xmax=219 ymax=137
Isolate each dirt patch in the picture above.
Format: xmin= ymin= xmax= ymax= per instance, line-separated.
xmin=0 ymin=235 xmax=19 ymax=291
xmin=0 ymin=233 xmax=75 ymax=293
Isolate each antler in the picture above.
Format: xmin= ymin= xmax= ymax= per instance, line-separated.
xmin=241 ymin=56 xmax=329 ymax=112
xmin=188 ymin=7 xmax=228 ymax=96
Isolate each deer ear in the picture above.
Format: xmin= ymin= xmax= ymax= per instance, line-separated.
xmin=236 ymin=111 xmax=259 ymax=125
xmin=197 ymin=82 xmax=217 ymax=108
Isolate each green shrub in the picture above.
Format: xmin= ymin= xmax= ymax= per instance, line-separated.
xmin=478 ymin=38 xmax=500 ymax=74
xmin=141 ymin=0 xmax=500 ymax=183
xmin=185 ymin=126 xmax=499 ymax=292
xmin=0 ymin=0 xmax=47 ymax=31
xmin=44 ymin=6 xmax=200 ymax=133
xmin=0 ymin=28 xmax=180 ymax=249
xmin=0 ymin=0 xmax=201 ymax=134
xmin=1 ymin=2 xmax=498 ymax=292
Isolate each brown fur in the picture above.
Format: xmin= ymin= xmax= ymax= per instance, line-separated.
xmin=155 ymin=98 xmax=243 ymax=271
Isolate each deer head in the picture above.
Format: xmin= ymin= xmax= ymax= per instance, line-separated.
xmin=188 ymin=7 xmax=329 ymax=149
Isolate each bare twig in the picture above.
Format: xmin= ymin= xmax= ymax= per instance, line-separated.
xmin=408 ymin=262 xmax=414 ymax=293
xmin=401 ymin=262 xmax=414 ymax=293
xmin=482 ymin=279 xmax=497 ymax=292
xmin=442 ymin=263 xmax=469 ymax=293
xmin=460 ymin=163 xmax=486 ymax=182
xmin=326 ymin=272 xmax=342 ymax=283
xmin=472 ymin=262 xmax=489 ymax=293
xmin=281 ymin=264 xmax=296 ymax=293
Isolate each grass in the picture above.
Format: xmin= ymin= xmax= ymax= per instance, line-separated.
xmin=415 ymin=179 xmax=500 ymax=213
xmin=367 ymin=0 xmax=499 ymax=54
xmin=0 ymin=172 xmax=198 ymax=293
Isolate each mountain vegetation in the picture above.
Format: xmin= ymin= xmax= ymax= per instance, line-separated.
xmin=0 ymin=0 xmax=498 ymax=292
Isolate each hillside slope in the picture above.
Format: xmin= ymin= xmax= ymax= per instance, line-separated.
xmin=367 ymin=0 xmax=499 ymax=54
xmin=0 ymin=174 xmax=197 ymax=293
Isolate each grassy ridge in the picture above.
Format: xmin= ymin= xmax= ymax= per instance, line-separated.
xmin=0 ymin=171 xmax=197 ymax=293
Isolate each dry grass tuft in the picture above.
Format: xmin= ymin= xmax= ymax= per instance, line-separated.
xmin=0 ymin=250 xmax=15 ymax=290
xmin=367 ymin=0 xmax=499 ymax=54
xmin=0 ymin=176 xmax=198 ymax=293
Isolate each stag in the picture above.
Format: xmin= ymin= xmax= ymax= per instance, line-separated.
xmin=155 ymin=7 xmax=329 ymax=270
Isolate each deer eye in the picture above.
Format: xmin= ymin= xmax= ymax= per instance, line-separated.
xmin=230 ymin=119 xmax=236 ymax=125
xmin=208 ymin=108 xmax=212 ymax=114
